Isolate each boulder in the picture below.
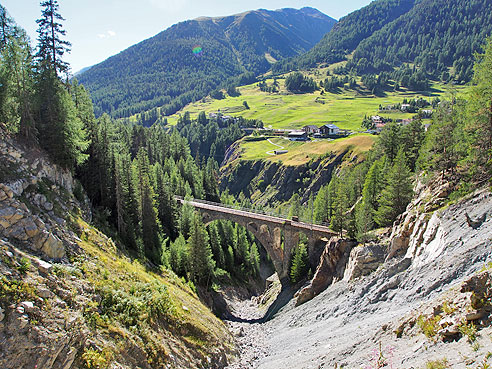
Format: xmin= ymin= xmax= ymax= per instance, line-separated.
xmin=35 ymin=259 xmax=53 ymax=274
xmin=41 ymin=233 xmax=65 ymax=259
xmin=20 ymin=301 xmax=35 ymax=313
xmin=0 ymin=306 xmax=4 ymax=321
xmin=8 ymin=180 xmax=25 ymax=197
xmin=343 ymin=243 xmax=386 ymax=281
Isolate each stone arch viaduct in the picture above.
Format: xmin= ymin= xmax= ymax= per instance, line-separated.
xmin=177 ymin=198 xmax=336 ymax=281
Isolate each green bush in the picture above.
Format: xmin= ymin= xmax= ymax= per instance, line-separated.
xmin=97 ymin=281 xmax=174 ymax=327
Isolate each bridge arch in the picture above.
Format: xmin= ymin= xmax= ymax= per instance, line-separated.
xmin=178 ymin=198 xmax=336 ymax=281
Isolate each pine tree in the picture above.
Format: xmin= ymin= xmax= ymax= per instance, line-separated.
xmin=418 ymin=101 xmax=460 ymax=178
xmin=135 ymin=148 xmax=161 ymax=264
xmin=35 ymin=72 xmax=88 ymax=170
xmin=208 ymin=222 xmax=225 ymax=269
xmin=0 ymin=5 xmax=13 ymax=50
xmin=377 ymin=122 xmax=401 ymax=162
xmin=35 ymin=0 xmax=71 ymax=76
xmin=375 ymin=149 xmax=413 ymax=226
xmin=170 ymin=234 xmax=188 ymax=277
xmin=467 ymin=37 xmax=492 ymax=181
xmin=188 ymin=214 xmax=215 ymax=285
xmin=153 ymin=163 xmax=177 ymax=238
xmin=400 ymin=119 xmax=425 ymax=171
xmin=249 ymin=243 xmax=260 ymax=277
xmin=290 ymin=243 xmax=309 ymax=284
xmin=330 ymin=178 xmax=348 ymax=237
xmin=0 ymin=8 xmax=36 ymax=138
xmin=355 ymin=201 xmax=374 ymax=242
xmin=288 ymin=193 xmax=301 ymax=219
xmin=362 ymin=158 xmax=384 ymax=210
xmin=34 ymin=1 xmax=87 ymax=170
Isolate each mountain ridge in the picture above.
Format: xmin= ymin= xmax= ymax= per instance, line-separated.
xmin=77 ymin=7 xmax=336 ymax=119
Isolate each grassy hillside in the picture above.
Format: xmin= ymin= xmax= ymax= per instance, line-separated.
xmin=165 ymin=73 xmax=460 ymax=131
xmin=239 ymin=134 xmax=376 ymax=165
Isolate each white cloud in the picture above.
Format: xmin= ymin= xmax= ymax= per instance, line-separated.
xmin=98 ymin=30 xmax=117 ymax=39
xmin=148 ymin=0 xmax=188 ymax=13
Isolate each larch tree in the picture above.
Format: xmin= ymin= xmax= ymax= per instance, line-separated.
xmin=375 ymin=149 xmax=413 ymax=227
xmin=467 ymin=36 xmax=492 ymax=181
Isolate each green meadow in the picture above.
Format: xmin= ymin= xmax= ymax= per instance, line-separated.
xmin=238 ymin=134 xmax=377 ymax=165
xmin=165 ymin=76 xmax=463 ymax=131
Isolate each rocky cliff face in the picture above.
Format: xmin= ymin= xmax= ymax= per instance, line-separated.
xmin=0 ymin=131 xmax=236 ymax=369
xmin=219 ymin=143 xmax=348 ymax=207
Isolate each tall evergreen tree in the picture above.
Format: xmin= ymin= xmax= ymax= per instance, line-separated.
xmin=290 ymin=242 xmax=309 ymax=284
xmin=330 ymin=177 xmax=348 ymax=237
xmin=35 ymin=0 xmax=71 ymax=76
xmin=35 ymin=71 xmax=88 ymax=170
xmin=418 ymin=101 xmax=461 ymax=178
xmin=0 ymin=21 xmax=36 ymax=137
xmin=188 ymin=214 xmax=215 ymax=285
xmin=135 ymin=148 xmax=161 ymax=264
xmin=467 ymin=37 xmax=492 ymax=181
xmin=375 ymin=149 xmax=413 ymax=226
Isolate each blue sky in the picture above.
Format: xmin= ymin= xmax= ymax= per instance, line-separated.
xmin=4 ymin=0 xmax=372 ymax=73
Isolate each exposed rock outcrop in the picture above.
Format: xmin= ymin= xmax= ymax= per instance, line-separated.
xmin=220 ymin=142 xmax=349 ymax=207
xmin=0 ymin=132 xmax=91 ymax=261
xmin=387 ymin=177 xmax=454 ymax=261
xmin=295 ymin=237 xmax=355 ymax=306
xmin=343 ymin=243 xmax=386 ymax=281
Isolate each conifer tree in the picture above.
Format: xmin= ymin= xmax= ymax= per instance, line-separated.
xmin=35 ymin=73 xmax=88 ymax=170
xmin=377 ymin=122 xmax=401 ymax=162
xmin=249 ymin=243 xmax=260 ymax=277
xmin=170 ymin=234 xmax=188 ymax=277
xmin=35 ymin=0 xmax=71 ymax=76
xmin=467 ymin=37 xmax=492 ymax=181
xmin=417 ymin=101 xmax=460 ymax=178
xmin=208 ymin=222 xmax=225 ymax=269
xmin=0 ymin=5 xmax=14 ymax=50
xmin=0 ymin=19 xmax=36 ymax=137
xmin=135 ymin=148 xmax=161 ymax=264
xmin=375 ymin=149 xmax=413 ymax=226
xmin=330 ymin=178 xmax=348 ymax=237
xmin=290 ymin=243 xmax=309 ymax=284
xmin=153 ymin=163 xmax=177 ymax=238
xmin=188 ymin=213 xmax=215 ymax=285
xmin=34 ymin=0 xmax=87 ymax=170
xmin=288 ymin=193 xmax=302 ymax=219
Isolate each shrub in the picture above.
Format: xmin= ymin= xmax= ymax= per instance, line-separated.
xmin=417 ymin=314 xmax=441 ymax=339
xmin=17 ymin=257 xmax=31 ymax=275
xmin=425 ymin=358 xmax=450 ymax=369
xmin=81 ymin=348 xmax=113 ymax=369
xmin=458 ymin=321 xmax=477 ymax=343
xmin=98 ymin=281 xmax=174 ymax=327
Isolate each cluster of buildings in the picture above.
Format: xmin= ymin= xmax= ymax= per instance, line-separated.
xmin=287 ymin=124 xmax=343 ymax=141
xmin=208 ymin=112 xmax=237 ymax=123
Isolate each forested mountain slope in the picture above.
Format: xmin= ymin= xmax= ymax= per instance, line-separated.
xmin=77 ymin=7 xmax=336 ymax=119
xmin=349 ymin=0 xmax=492 ymax=82
xmin=273 ymin=0 xmax=416 ymax=72
xmin=276 ymin=0 xmax=492 ymax=83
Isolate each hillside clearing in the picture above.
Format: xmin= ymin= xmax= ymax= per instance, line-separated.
xmin=240 ymin=134 xmax=376 ymax=165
